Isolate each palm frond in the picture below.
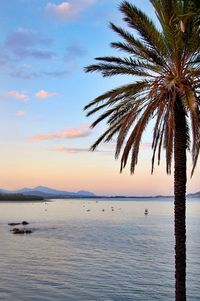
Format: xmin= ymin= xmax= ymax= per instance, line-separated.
xmin=84 ymin=0 xmax=200 ymax=176
xmin=85 ymin=63 xmax=153 ymax=78
xmin=120 ymin=1 xmax=167 ymax=60
xmin=84 ymin=81 xmax=150 ymax=112
xmin=110 ymin=23 xmax=168 ymax=68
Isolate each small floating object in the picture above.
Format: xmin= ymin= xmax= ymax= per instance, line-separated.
xmin=144 ymin=209 xmax=148 ymax=215
xmin=8 ymin=221 xmax=29 ymax=226
xmin=11 ymin=228 xmax=32 ymax=234
xmin=13 ymin=229 xmax=25 ymax=234
xmin=86 ymin=209 xmax=91 ymax=212
xmin=24 ymin=229 xmax=32 ymax=234
xmin=22 ymin=221 xmax=29 ymax=225
xmin=102 ymin=209 xmax=105 ymax=212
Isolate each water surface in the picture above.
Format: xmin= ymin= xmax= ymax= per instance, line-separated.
xmin=0 ymin=198 xmax=199 ymax=300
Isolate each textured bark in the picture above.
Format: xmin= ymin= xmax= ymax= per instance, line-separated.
xmin=174 ymin=98 xmax=187 ymax=301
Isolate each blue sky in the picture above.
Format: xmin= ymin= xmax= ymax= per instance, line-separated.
xmin=0 ymin=0 xmax=199 ymax=195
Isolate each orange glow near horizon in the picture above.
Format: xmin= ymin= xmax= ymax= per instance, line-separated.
xmin=0 ymin=146 xmax=199 ymax=196
xmin=0 ymin=0 xmax=199 ymax=198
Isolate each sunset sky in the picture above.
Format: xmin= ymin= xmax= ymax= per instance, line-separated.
xmin=0 ymin=0 xmax=199 ymax=196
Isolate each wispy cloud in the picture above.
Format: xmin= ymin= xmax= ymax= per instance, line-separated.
xmin=65 ymin=43 xmax=87 ymax=60
xmin=141 ymin=142 xmax=151 ymax=149
xmin=31 ymin=125 xmax=92 ymax=142
xmin=53 ymin=147 xmax=90 ymax=153
xmin=9 ymin=65 xmax=40 ymax=80
xmin=0 ymin=28 xmax=79 ymax=80
xmin=35 ymin=90 xmax=58 ymax=99
xmin=42 ymin=70 xmax=69 ymax=78
xmin=51 ymin=142 xmax=152 ymax=155
xmin=52 ymin=146 xmax=113 ymax=154
xmin=4 ymin=90 xmax=29 ymax=101
xmin=9 ymin=65 xmax=69 ymax=80
xmin=52 ymin=142 xmax=152 ymax=155
xmin=3 ymin=28 xmax=55 ymax=61
xmin=16 ymin=110 xmax=26 ymax=117
xmin=13 ymin=48 xmax=55 ymax=60
xmin=45 ymin=0 xmax=96 ymax=21
xmin=5 ymin=28 xmax=52 ymax=48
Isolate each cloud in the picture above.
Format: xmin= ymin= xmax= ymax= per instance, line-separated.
xmin=35 ymin=90 xmax=58 ymax=99
xmin=0 ymin=51 xmax=12 ymax=68
xmin=53 ymin=147 xmax=90 ymax=153
xmin=0 ymin=28 xmax=75 ymax=79
xmin=9 ymin=65 xmax=68 ymax=80
xmin=53 ymin=146 xmax=113 ymax=154
xmin=42 ymin=70 xmax=69 ymax=78
xmin=5 ymin=28 xmax=52 ymax=48
xmin=31 ymin=125 xmax=91 ymax=142
xmin=9 ymin=65 xmax=40 ymax=80
xmin=52 ymin=142 xmax=152 ymax=155
xmin=141 ymin=143 xmax=151 ymax=149
xmin=65 ymin=43 xmax=87 ymax=60
xmin=13 ymin=48 xmax=55 ymax=60
xmin=4 ymin=28 xmax=55 ymax=60
xmin=4 ymin=90 xmax=29 ymax=101
xmin=45 ymin=0 xmax=96 ymax=21
xmin=16 ymin=110 xmax=26 ymax=117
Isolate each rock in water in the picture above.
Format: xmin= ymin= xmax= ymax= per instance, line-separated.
xmin=11 ymin=227 xmax=32 ymax=234
xmin=21 ymin=221 xmax=29 ymax=225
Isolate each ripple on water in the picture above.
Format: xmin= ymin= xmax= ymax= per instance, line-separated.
xmin=0 ymin=199 xmax=199 ymax=301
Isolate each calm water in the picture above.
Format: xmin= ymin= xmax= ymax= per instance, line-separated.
xmin=0 ymin=198 xmax=199 ymax=301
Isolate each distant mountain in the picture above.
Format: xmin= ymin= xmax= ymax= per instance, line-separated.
xmin=0 ymin=186 xmax=96 ymax=198
xmin=16 ymin=186 xmax=74 ymax=196
xmin=0 ymin=186 xmax=199 ymax=199
xmin=76 ymin=190 xmax=95 ymax=197
xmin=187 ymin=191 xmax=200 ymax=198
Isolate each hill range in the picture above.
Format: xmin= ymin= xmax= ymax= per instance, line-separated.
xmin=0 ymin=186 xmax=199 ymax=199
xmin=0 ymin=186 xmax=96 ymax=199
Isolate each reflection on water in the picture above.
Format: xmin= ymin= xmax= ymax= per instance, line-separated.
xmin=0 ymin=199 xmax=199 ymax=301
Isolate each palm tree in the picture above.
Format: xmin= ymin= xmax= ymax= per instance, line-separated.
xmin=84 ymin=1 xmax=200 ymax=300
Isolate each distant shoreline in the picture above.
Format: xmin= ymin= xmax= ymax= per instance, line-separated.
xmin=0 ymin=194 xmax=45 ymax=202
xmin=1 ymin=186 xmax=199 ymax=199
xmin=0 ymin=193 xmax=199 ymax=202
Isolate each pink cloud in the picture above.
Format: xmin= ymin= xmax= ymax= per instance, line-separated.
xmin=54 ymin=147 xmax=90 ymax=153
xmin=45 ymin=0 xmax=96 ymax=21
xmin=141 ymin=142 xmax=151 ymax=149
xmin=31 ymin=125 xmax=91 ymax=142
xmin=51 ymin=142 xmax=151 ymax=154
xmin=4 ymin=90 xmax=28 ymax=101
xmin=16 ymin=110 xmax=26 ymax=117
xmin=35 ymin=90 xmax=58 ymax=99
xmin=53 ymin=146 xmax=112 ymax=154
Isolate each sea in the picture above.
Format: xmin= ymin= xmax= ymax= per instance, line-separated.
xmin=0 ymin=198 xmax=199 ymax=301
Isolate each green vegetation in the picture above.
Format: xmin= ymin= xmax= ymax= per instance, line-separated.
xmin=0 ymin=194 xmax=44 ymax=201
xmin=84 ymin=1 xmax=200 ymax=300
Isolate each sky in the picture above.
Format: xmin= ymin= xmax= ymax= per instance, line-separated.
xmin=0 ymin=0 xmax=199 ymax=196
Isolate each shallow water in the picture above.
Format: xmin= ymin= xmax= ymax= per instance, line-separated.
xmin=0 ymin=198 xmax=199 ymax=301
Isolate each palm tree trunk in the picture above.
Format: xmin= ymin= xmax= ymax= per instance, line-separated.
xmin=174 ymin=98 xmax=187 ymax=301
